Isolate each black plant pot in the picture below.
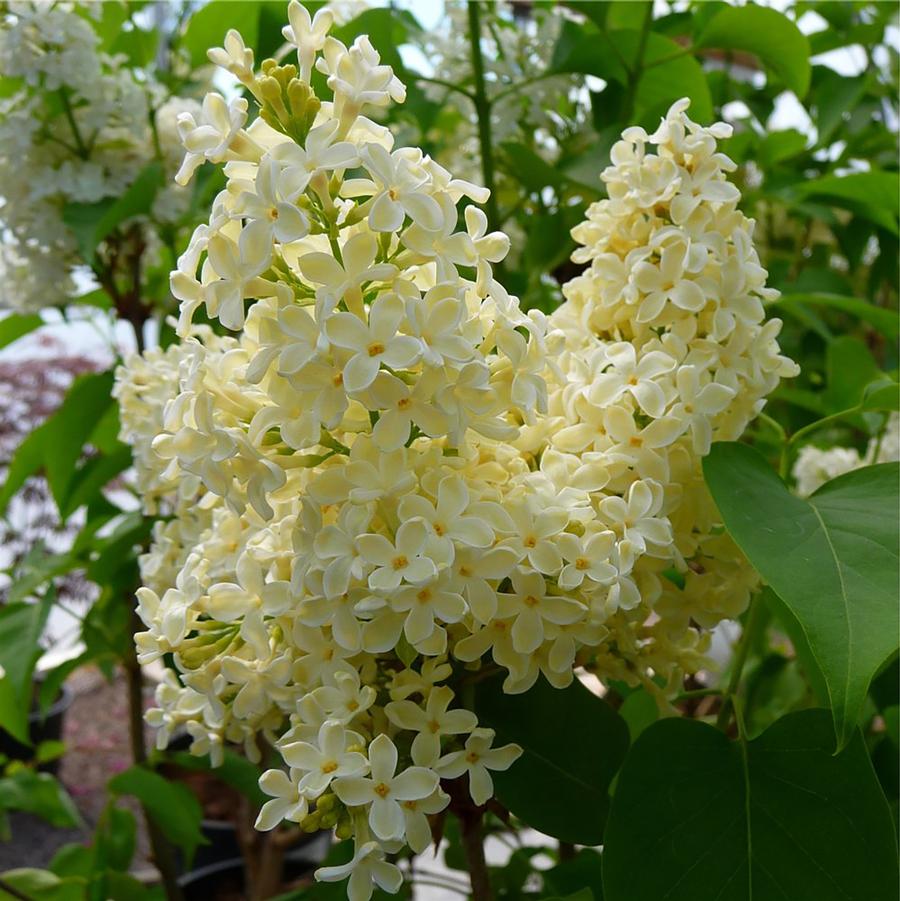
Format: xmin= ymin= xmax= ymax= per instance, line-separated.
xmin=178 ymin=833 xmax=330 ymax=901
xmin=0 ymin=685 xmax=72 ymax=774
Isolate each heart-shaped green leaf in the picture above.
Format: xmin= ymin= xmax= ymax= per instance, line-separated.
xmin=603 ymin=710 xmax=899 ymax=900
xmin=704 ymin=443 xmax=900 ymax=749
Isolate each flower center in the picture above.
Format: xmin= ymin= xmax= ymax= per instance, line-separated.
xmin=575 ymin=557 xmax=589 ymax=571
xmin=523 ymin=535 xmax=537 ymax=549
xmin=392 ymin=555 xmax=409 ymax=570
xmin=629 ymin=436 xmax=643 ymax=448
xmin=416 ymin=587 xmax=432 ymax=604
xmin=321 ymin=760 xmax=338 ymax=774
xmin=428 ymin=719 xmax=441 ymax=734
xmin=368 ymin=342 xmax=385 ymax=357
xmin=524 ymin=594 xmax=540 ymax=607
xmin=465 ymin=751 xmax=480 ymax=764
xmin=374 ymin=782 xmax=391 ymax=798
xmin=267 ymin=206 xmax=279 ymax=221
xmin=397 ymin=396 xmax=412 ymax=410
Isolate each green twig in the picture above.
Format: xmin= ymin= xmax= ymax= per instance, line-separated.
xmin=621 ymin=3 xmax=654 ymax=123
xmin=58 ymin=87 xmax=89 ymax=159
xmin=716 ymin=594 xmax=765 ymax=731
xmin=467 ymin=1 xmax=500 ymax=233
xmin=414 ymin=74 xmax=475 ymax=101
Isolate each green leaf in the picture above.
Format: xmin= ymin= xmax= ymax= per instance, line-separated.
xmin=757 ymin=129 xmax=807 ymax=167
xmin=603 ymin=710 xmax=899 ymax=901
xmin=60 ymin=444 xmax=132 ymax=519
xmin=0 ymin=771 xmax=82 ymax=829
xmin=626 ymin=31 xmax=713 ymax=122
xmin=764 ymin=587 xmax=828 ymax=705
xmin=0 ymin=596 xmax=52 ymax=743
xmin=0 ymin=426 xmax=50 ymax=517
xmin=696 ymin=4 xmax=811 ymax=97
xmin=165 ymin=749 xmax=266 ymax=807
xmin=0 ymin=868 xmax=83 ymax=901
xmin=0 ymin=370 xmax=116 ymax=517
xmin=824 ymin=335 xmax=879 ymax=415
xmin=770 ymin=292 xmax=899 ymax=341
xmin=550 ymin=21 xmax=628 ymax=84
xmin=794 ymin=171 xmax=900 ymax=236
xmin=860 ymin=378 xmax=900 ymax=413
xmin=500 ymin=142 xmax=565 ymax=192
xmin=558 ymin=15 xmax=709 ymax=119
xmin=98 ymin=806 xmax=137 ymax=872
xmin=811 ymin=68 xmax=868 ymax=145
xmin=704 ymin=444 xmax=900 ymax=749
xmin=109 ymin=766 xmax=206 ymax=864
xmin=63 ymin=163 xmax=162 ymax=261
xmin=475 ymin=675 xmax=629 ymax=845
xmin=181 ymin=0 xmax=260 ymax=69
xmin=544 ymin=892 xmax=593 ymax=901
xmin=543 ymin=849 xmax=604 ymax=900
xmin=0 ymin=313 xmax=42 ymax=351
xmin=43 ymin=371 xmax=117 ymax=511
xmin=617 ymin=689 xmax=659 ymax=742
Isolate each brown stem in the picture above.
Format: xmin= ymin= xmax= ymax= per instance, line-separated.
xmin=253 ymin=833 xmax=286 ymax=901
xmin=234 ymin=794 xmax=262 ymax=893
xmin=124 ymin=609 xmax=185 ymax=901
xmin=459 ymin=810 xmax=492 ymax=901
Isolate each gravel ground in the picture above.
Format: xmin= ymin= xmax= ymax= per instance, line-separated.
xmin=0 ymin=667 xmax=154 ymax=875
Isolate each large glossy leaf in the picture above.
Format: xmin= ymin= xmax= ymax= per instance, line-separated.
xmin=603 ymin=710 xmax=899 ymax=901
xmin=704 ymin=443 xmax=900 ymax=748
xmin=475 ymin=674 xmax=628 ymax=844
xmin=696 ymin=4 xmax=811 ymax=97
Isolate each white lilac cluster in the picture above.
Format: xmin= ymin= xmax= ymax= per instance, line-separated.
xmin=792 ymin=413 xmax=899 ymax=497
xmin=549 ymin=98 xmax=799 ymax=640
xmin=114 ymin=4 xmax=796 ymax=897
xmin=0 ymin=2 xmax=199 ymax=310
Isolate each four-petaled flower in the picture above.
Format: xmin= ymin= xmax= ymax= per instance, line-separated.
xmin=332 ymin=734 xmax=438 ymax=841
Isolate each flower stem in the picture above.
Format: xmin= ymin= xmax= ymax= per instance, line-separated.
xmin=466 ymin=1 xmax=499 ymax=233
xmin=124 ymin=607 xmax=185 ymax=901
xmin=460 ymin=810 xmax=493 ymax=901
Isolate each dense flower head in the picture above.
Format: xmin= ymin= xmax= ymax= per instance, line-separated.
xmin=115 ymin=5 xmax=797 ymax=898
